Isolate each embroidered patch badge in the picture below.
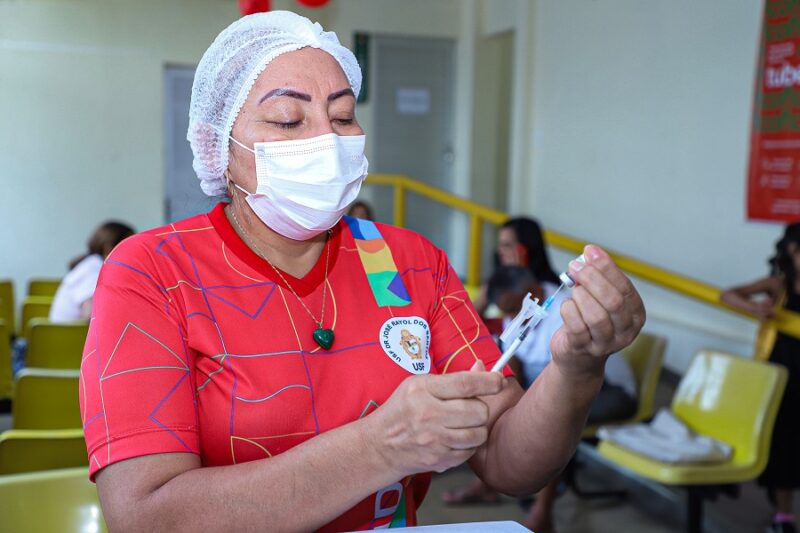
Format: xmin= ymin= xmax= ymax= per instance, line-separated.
xmin=379 ymin=316 xmax=431 ymax=374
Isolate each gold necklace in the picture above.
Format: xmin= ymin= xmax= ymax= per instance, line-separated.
xmin=228 ymin=205 xmax=335 ymax=350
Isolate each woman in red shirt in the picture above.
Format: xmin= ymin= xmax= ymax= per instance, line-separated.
xmin=80 ymin=11 xmax=645 ymax=532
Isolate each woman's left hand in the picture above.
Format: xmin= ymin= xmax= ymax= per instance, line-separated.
xmin=550 ymin=245 xmax=646 ymax=380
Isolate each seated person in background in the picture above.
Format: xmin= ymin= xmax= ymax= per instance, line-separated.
xmin=445 ymin=266 xmax=637 ymax=533
xmin=346 ymin=199 xmax=374 ymax=220
xmin=473 ymin=217 xmax=561 ymax=317
xmin=12 ymin=221 xmax=134 ymax=374
xmin=49 ymin=221 xmax=135 ymax=322
xmin=493 ymin=266 xmax=637 ymax=424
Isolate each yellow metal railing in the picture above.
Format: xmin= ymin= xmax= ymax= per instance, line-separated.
xmin=366 ymin=173 xmax=800 ymax=341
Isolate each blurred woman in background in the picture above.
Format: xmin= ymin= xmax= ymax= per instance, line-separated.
xmin=722 ymin=223 xmax=800 ymax=533
xmin=49 ymin=221 xmax=135 ymax=322
xmin=473 ymin=217 xmax=560 ymax=317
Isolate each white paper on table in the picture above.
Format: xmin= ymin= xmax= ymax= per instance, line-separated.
xmin=358 ymin=521 xmax=532 ymax=532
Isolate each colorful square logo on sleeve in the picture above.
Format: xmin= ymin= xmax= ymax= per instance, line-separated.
xmin=344 ymin=216 xmax=411 ymax=307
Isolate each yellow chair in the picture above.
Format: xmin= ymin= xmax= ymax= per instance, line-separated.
xmin=0 ymin=467 xmax=107 ymax=532
xmin=598 ymin=350 xmax=788 ymax=533
xmin=13 ymin=368 xmax=81 ymax=430
xmin=0 ymin=321 xmax=11 ymax=402
xmin=0 ymin=279 xmax=15 ymax=337
xmin=0 ymin=429 xmax=87 ymax=475
xmin=19 ymin=295 xmax=53 ymax=339
xmin=583 ymin=332 xmax=667 ymax=437
xmin=26 ymin=319 xmax=89 ymax=370
xmin=27 ymin=278 xmax=62 ymax=298
xmin=568 ymin=332 xmax=666 ymax=498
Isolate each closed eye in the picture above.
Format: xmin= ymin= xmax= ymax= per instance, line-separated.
xmin=269 ymin=121 xmax=302 ymax=129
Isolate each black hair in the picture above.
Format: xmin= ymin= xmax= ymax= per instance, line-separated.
xmin=347 ymin=200 xmax=374 ymax=221
xmin=498 ymin=217 xmax=559 ymax=285
xmin=487 ymin=266 xmax=536 ymax=305
xmin=70 ymin=221 xmax=135 ymax=270
xmin=771 ymin=222 xmax=800 ymax=292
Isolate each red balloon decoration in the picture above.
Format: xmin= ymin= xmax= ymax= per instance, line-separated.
xmin=296 ymin=0 xmax=330 ymax=7
xmin=239 ymin=0 xmax=270 ymax=15
xmin=238 ymin=0 xmax=331 ymax=15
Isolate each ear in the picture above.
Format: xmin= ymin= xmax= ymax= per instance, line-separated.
xmin=224 ymin=169 xmax=238 ymax=197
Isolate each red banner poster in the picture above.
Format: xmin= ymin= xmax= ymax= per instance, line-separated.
xmin=748 ymin=1 xmax=800 ymax=222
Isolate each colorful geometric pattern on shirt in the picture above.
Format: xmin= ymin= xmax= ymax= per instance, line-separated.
xmin=79 ymin=203 xmax=508 ymax=532
xmin=344 ymin=216 xmax=411 ymax=307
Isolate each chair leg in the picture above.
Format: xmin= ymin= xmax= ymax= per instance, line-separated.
xmin=687 ymin=488 xmax=703 ymax=533
xmin=564 ymin=455 xmax=627 ymax=500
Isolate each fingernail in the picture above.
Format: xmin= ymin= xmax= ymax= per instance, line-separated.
xmin=586 ymin=245 xmax=602 ymax=261
xmin=470 ymin=360 xmax=485 ymax=371
xmin=569 ymin=260 xmax=585 ymax=272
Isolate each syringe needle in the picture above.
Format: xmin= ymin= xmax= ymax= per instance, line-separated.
xmin=542 ymin=283 xmax=565 ymax=311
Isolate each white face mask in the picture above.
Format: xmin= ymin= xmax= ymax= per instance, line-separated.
xmin=229 ymin=133 xmax=369 ymax=240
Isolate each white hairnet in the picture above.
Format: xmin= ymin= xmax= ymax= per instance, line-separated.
xmin=188 ymin=10 xmax=363 ymax=196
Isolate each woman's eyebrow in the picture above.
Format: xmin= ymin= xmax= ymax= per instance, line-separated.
xmin=328 ymin=88 xmax=354 ymax=101
xmin=257 ymin=87 xmax=353 ymax=104
xmin=259 ymin=88 xmax=312 ymax=104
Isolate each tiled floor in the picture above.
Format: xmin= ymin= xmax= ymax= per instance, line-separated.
xmin=419 ymin=455 xmax=793 ymax=533
xmin=415 ymin=374 xmax=798 ymax=533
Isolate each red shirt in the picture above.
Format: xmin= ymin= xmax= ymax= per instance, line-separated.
xmin=80 ymin=203 xmax=509 ymax=530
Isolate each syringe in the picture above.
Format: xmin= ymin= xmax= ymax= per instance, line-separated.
xmin=490 ymin=254 xmax=586 ymax=373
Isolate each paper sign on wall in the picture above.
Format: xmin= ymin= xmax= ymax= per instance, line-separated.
xmin=396 ymin=88 xmax=430 ymax=115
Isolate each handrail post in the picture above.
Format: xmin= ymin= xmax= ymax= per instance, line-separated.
xmin=394 ymin=183 xmax=406 ymax=228
xmin=468 ymin=214 xmax=482 ymax=287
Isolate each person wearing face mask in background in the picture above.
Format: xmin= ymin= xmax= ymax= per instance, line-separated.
xmin=722 ymin=223 xmax=800 ymax=533
xmin=472 ymin=217 xmax=561 ymax=318
xmin=79 ymin=11 xmax=645 ymax=531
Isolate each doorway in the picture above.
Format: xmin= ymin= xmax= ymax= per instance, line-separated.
xmin=371 ymin=35 xmax=456 ymax=251
xmin=164 ymin=65 xmax=216 ymax=223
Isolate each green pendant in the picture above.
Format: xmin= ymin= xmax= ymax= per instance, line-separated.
xmin=313 ymin=327 xmax=335 ymax=350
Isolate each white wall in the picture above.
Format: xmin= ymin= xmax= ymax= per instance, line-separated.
xmin=520 ymin=1 xmax=775 ymax=371
xmin=0 ymin=0 xmax=239 ymax=302
xmin=0 ymin=0 xmax=470 ymax=297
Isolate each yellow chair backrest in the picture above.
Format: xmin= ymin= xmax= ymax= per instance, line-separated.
xmin=20 ymin=295 xmax=53 ymax=338
xmin=0 ymin=467 xmax=107 ymax=532
xmin=673 ymin=350 xmax=787 ymax=469
xmin=0 ymin=321 xmax=11 ymax=400
xmin=620 ymin=332 xmax=666 ymax=423
xmin=0 ymin=279 xmax=15 ymax=336
xmin=27 ymin=319 xmax=89 ymax=370
xmin=27 ymin=278 xmax=62 ymax=298
xmin=0 ymin=429 xmax=88 ymax=475
xmin=12 ymin=368 xmax=81 ymax=430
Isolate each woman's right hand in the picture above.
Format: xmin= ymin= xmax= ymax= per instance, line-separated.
xmin=367 ymin=361 xmax=504 ymax=477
